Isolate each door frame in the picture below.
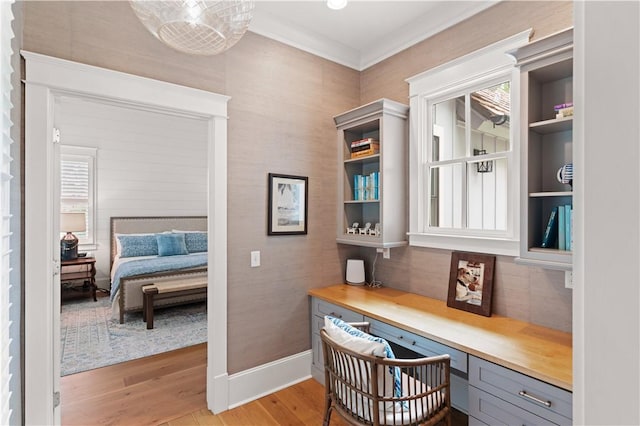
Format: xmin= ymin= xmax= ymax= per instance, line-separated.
xmin=22 ymin=51 xmax=230 ymax=425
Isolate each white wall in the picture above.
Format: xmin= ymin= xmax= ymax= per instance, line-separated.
xmin=574 ymin=1 xmax=640 ymax=424
xmin=55 ymin=97 xmax=208 ymax=287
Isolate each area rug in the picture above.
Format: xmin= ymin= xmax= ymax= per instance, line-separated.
xmin=60 ymin=296 xmax=207 ymax=376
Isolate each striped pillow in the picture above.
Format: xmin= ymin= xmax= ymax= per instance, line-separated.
xmin=325 ymin=316 xmax=402 ymax=399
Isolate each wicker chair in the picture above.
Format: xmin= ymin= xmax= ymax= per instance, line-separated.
xmin=320 ymin=322 xmax=451 ymax=426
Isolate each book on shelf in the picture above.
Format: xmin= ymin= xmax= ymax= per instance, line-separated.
xmin=352 ymin=172 xmax=379 ymax=201
xmin=351 ymin=142 xmax=380 ymax=153
xmin=350 ymin=137 xmax=378 ymax=148
xmin=351 ymin=147 xmax=379 ymax=159
xmin=565 ymin=204 xmax=572 ymax=251
xmin=570 ymin=208 xmax=574 ymax=252
xmin=558 ymin=205 xmax=566 ymax=250
xmin=540 ymin=207 xmax=558 ymax=248
xmin=350 ymin=138 xmax=380 ymax=159
xmin=353 ymin=175 xmax=362 ymax=201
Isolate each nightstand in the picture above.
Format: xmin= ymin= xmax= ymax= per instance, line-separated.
xmin=61 ymin=257 xmax=97 ymax=302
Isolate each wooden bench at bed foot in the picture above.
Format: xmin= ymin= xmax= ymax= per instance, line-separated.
xmin=141 ymin=277 xmax=208 ymax=330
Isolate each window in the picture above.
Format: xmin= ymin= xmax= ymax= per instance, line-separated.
xmin=407 ymin=30 xmax=530 ymax=255
xmin=429 ymin=81 xmax=511 ymax=231
xmin=60 ymin=146 xmax=97 ymax=248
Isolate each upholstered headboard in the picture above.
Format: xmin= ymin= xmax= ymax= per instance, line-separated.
xmin=110 ymin=216 xmax=207 ymax=267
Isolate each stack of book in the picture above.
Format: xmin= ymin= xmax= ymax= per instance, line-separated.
xmin=540 ymin=204 xmax=573 ymax=250
xmin=350 ymin=138 xmax=379 ymax=159
xmin=554 ymin=102 xmax=574 ymax=119
xmin=353 ymin=172 xmax=379 ymax=201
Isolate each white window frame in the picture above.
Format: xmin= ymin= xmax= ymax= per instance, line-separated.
xmin=60 ymin=145 xmax=97 ymax=250
xmin=407 ymin=30 xmax=531 ymax=256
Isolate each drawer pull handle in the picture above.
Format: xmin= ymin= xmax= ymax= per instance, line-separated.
xmin=397 ymin=335 xmax=416 ymax=345
xmin=329 ymin=312 xmax=342 ymax=319
xmin=518 ymin=390 xmax=552 ymax=407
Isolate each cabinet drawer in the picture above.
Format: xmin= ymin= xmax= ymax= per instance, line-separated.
xmin=469 ymin=356 xmax=571 ymax=424
xmin=312 ymin=298 xmax=363 ymax=323
xmin=366 ymin=317 xmax=468 ymax=373
xmin=469 ymin=385 xmax=555 ymax=426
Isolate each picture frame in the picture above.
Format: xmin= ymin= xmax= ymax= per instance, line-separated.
xmin=447 ymin=251 xmax=495 ymax=317
xmin=267 ymin=173 xmax=308 ymax=235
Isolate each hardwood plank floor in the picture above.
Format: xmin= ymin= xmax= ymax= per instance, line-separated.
xmin=62 ymin=343 xmax=467 ymax=425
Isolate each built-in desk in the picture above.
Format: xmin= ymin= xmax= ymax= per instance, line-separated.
xmin=309 ymin=284 xmax=573 ymax=425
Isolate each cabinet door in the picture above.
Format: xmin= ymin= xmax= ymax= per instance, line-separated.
xmin=469 ymin=356 xmax=572 ymax=424
xmin=469 ymin=385 xmax=555 ymax=426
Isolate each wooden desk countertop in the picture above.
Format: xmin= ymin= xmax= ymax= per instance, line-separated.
xmin=309 ymin=284 xmax=572 ymax=391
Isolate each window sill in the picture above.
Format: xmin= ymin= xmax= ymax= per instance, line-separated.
xmin=78 ymin=243 xmax=97 ymax=252
xmin=407 ymin=232 xmax=519 ymax=256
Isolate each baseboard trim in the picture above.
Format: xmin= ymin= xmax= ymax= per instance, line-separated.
xmin=227 ymin=350 xmax=312 ymax=409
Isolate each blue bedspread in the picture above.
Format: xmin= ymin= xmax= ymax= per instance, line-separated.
xmin=110 ymin=253 xmax=208 ymax=301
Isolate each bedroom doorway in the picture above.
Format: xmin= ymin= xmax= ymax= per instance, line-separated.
xmin=55 ymin=94 xmax=211 ymax=376
xmin=23 ymin=51 xmax=230 ymax=425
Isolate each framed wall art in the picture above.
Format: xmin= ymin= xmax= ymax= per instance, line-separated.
xmin=268 ymin=173 xmax=308 ymax=235
xmin=447 ymin=251 xmax=495 ymax=317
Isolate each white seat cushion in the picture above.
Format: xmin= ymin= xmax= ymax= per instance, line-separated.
xmin=380 ymin=373 xmax=445 ymax=425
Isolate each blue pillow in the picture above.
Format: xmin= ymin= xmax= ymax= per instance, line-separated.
xmin=118 ymin=234 xmax=158 ymax=258
xmin=184 ymin=232 xmax=207 ymax=253
xmin=156 ymin=233 xmax=188 ymax=256
xmin=326 ymin=316 xmax=402 ymax=398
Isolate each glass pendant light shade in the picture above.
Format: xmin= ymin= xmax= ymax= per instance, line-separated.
xmin=130 ymin=0 xmax=255 ymax=56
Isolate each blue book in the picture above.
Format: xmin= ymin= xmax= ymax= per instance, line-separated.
xmin=570 ymin=208 xmax=574 ymax=251
xmin=565 ymin=204 xmax=572 ymax=251
xmin=363 ymin=175 xmax=370 ymax=200
xmin=353 ymin=175 xmax=359 ymax=200
xmin=558 ymin=205 xmax=566 ymax=250
xmin=371 ymin=171 xmax=379 ymax=200
xmin=540 ymin=207 xmax=558 ymax=248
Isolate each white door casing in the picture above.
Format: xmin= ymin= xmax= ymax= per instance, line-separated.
xmin=22 ymin=51 xmax=230 ymax=425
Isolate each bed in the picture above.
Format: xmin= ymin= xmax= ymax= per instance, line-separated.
xmin=110 ymin=216 xmax=208 ymax=323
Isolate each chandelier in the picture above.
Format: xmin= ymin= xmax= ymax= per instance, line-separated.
xmin=129 ymin=0 xmax=255 ymax=56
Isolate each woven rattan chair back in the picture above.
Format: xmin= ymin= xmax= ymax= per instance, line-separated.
xmin=320 ymin=324 xmax=451 ymax=426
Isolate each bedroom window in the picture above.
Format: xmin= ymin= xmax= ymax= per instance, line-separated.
xmin=60 ymin=146 xmax=97 ymax=248
xmin=407 ymin=30 xmax=530 ymax=256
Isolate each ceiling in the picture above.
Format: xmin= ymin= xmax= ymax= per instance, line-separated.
xmin=249 ymin=1 xmax=498 ymax=70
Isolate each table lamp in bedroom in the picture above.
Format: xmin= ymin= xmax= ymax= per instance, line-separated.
xmin=60 ymin=212 xmax=86 ymax=261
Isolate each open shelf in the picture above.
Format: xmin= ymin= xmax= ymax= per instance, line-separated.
xmin=334 ymin=99 xmax=408 ymax=248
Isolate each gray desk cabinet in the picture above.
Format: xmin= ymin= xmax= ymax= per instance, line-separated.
xmin=468 ymin=356 xmax=572 ymax=425
xmin=310 ymin=297 xmax=363 ymax=384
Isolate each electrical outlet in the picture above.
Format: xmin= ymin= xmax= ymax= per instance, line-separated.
xmin=376 ymin=247 xmax=390 ymax=259
xmin=564 ymin=270 xmax=573 ymax=289
xmin=250 ymin=251 xmax=260 ymax=267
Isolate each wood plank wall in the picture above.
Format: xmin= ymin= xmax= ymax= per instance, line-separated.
xmin=56 ymin=97 xmax=209 ymax=288
xmin=359 ymin=1 xmax=574 ymax=332
xmin=21 ymin=1 xmax=573 ymax=379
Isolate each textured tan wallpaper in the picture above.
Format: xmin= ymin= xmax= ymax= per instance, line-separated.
xmin=21 ymin=1 xmax=573 ymax=376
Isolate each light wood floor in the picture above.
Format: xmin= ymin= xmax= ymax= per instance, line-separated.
xmin=61 ymin=343 xmax=466 ymax=425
